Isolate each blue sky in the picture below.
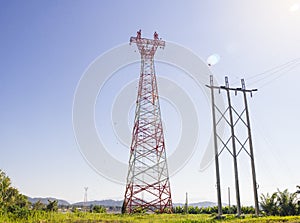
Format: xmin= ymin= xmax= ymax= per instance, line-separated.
xmin=1 ymin=0 xmax=300 ymax=205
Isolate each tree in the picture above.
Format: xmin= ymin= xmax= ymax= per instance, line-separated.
xmin=32 ymin=200 xmax=45 ymax=211
xmin=241 ymin=206 xmax=255 ymax=214
xmin=0 ymin=169 xmax=11 ymax=209
xmin=173 ymin=206 xmax=181 ymax=213
xmin=0 ymin=169 xmax=29 ymax=211
xmin=46 ymin=199 xmax=58 ymax=212
xmin=260 ymin=192 xmax=278 ymax=216
xmin=187 ymin=206 xmax=201 ymax=214
xmin=131 ymin=206 xmax=146 ymax=214
xmin=260 ymin=189 xmax=299 ymax=216
xmin=296 ymin=185 xmax=300 ymax=214
xmin=91 ymin=205 xmax=106 ymax=213
xmin=277 ymin=189 xmax=297 ymax=216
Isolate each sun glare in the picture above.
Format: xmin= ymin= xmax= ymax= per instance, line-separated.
xmin=290 ymin=3 xmax=299 ymax=12
xmin=207 ymin=54 xmax=220 ymax=66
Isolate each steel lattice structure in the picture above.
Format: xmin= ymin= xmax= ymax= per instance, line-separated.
xmin=122 ymin=30 xmax=172 ymax=213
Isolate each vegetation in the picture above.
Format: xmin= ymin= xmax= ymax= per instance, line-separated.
xmin=46 ymin=199 xmax=58 ymax=212
xmin=1 ymin=212 xmax=300 ymax=223
xmin=2 ymin=169 xmax=300 ymax=222
xmin=123 ymin=205 xmax=254 ymax=215
xmin=91 ymin=205 xmax=106 ymax=213
xmin=173 ymin=205 xmax=255 ymax=215
xmin=260 ymin=187 xmax=300 ymax=216
xmin=260 ymin=192 xmax=279 ymax=215
xmin=0 ymin=169 xmax=30 ymax=218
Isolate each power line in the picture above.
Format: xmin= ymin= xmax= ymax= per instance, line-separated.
xmin=253 ymin=63 xmax=300 ymax=88
xmin=247 ymin=58 xmax=300 ymax=81
xmin=231 ymin=58 xmax=300 ymax=87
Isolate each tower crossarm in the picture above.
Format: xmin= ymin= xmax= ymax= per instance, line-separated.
xmin=130 ymin=30 xmax=165 ymax=57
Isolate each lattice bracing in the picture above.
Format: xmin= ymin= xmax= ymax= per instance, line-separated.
xmin=122 ymin=30 xmax=172 ymax=213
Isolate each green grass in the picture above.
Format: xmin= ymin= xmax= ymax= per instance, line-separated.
xmin=2 ymin=212 xmax=300 ymax=223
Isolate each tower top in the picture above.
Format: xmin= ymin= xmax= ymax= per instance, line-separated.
xmin=130 ymin=30 xmax=165 ymax=57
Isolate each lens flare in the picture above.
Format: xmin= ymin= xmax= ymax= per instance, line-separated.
xmin=207 ymin=53 xmax=220 ymax=66
xmin=290 ymin=3 xmax=299 ymax=12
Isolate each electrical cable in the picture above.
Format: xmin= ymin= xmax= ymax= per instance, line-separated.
xmin=231 ymin=58 xmax=300 ymax=87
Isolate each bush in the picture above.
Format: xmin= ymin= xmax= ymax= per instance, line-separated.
xmin=91 ymin=205 xmax=106 ymax=213
xmin=132 ymin=206 xmax=146 ymax=214
xmin=260 ymin=188 xmax=300 ymax=216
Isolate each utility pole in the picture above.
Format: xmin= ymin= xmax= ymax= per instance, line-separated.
xmin=228 ymin=187 xmax=231 ymax=214
xmin=184 ymin=192 xmax=188 ymax=214
xmin=206 ymin=75 xmax=259 ymax=216
xmin=241 ymin=79 xmax=259 ymax=216
xmin=225 ymin=77 xmax=241 ymax=216
xmin=209 ymin=76 xmax=222 ymax=217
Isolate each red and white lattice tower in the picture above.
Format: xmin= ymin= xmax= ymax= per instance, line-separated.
xmin=122 ymin=30 xmax=173 ymax=213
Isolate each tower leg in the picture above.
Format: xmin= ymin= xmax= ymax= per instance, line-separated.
xmin=243 ymin=89 xmax=259 ymax=216
xmin=227 ymin=88 xmax=241 ymax=217
xmin=210 ymin=75 xmax=223 ymax=217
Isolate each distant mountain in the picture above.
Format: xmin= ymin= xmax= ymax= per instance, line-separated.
xmin=73 ymin=199 xmax=123 ymax=207
xmin=173 ymin=201 xmax=217 ymax=207
xmin=190 ymin=201 xmax=217 ymax=207
xmin=74 ymin=200 xmax=219 ymax=208
xmin=27 ymin=197 xmax=70 ymax=206
xmin=27 ymin=197 xmax=220 ymax=208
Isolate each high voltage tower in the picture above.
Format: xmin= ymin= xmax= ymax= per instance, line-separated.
xmin=83 ymin=187 xmax=88 ymax=212
xmin=206 ymin=75 xmax=259 ymax=217
xmin=84 ymin=187 xmax=88 ymax=204
xmin=122 ymin=30 xmax=172 ymax=213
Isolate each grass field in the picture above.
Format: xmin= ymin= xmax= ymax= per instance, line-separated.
xmin=2 ymin=212 xmax=300 ymax=223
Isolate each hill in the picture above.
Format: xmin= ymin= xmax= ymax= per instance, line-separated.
xmin=173 ymin=201 xmax=217 ymax=207
xmin=27 ymin=197 xmax=219 ymax=208
xmin=73 ymin=199 xmax=123 ymax=207
xmin=27 ymin=197 xmax=70 ymax=206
